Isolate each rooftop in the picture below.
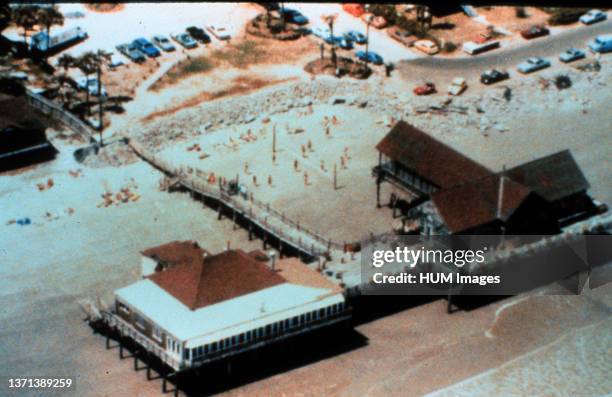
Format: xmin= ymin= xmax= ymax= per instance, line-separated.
xmin=376 ymin=120 xmax=492 ymax=189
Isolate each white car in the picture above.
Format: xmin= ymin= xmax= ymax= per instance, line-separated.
xmin=77 ymin=76 xmax=107 ymax=97
xmin=448 ymin=77 xmax=467 ymax=95
xmin=579 ymin=9 xmax=607 ymax=25
xmin=206 ymin=25 xmax=231 ymax=40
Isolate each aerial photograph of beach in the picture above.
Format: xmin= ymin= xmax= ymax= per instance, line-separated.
xmin=1 ymin=3 xmax=611 ymax=396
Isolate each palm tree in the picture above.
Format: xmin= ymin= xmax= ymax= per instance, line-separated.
xmin=75 ymin=51 xmax=97 ymax=117
xmin=57 ymin=53 xmax=75 ymax=73
xmin=322 ymin=14 xmax=338 ymax=69
xmin=12 ymin=5 xmax=40 ymax=46
xmin=36 ymin=6 xmax=64 ymax=55
xmin=92 ymin=49 xmax=112 ymax=143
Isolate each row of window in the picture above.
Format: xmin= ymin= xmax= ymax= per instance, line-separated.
xmin=185 ymin=302 xmax=345 ymax=361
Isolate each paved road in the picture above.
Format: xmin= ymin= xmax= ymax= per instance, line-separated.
xmin=397 ymin=19 xmax=612 ymax=80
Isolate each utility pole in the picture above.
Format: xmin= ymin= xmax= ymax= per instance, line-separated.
xmin=272 ymin=124 xmax=276 ymax=153
xmin=365 ymin=19 xmax=371 ymax=68
xmin=333 ymin=162 xmax=337 ymax=190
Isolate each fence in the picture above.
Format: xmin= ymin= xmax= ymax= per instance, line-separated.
xmin=28 ymin=91 xmax=346 ymax=256
xmin=26 ymin=89 xmax=97 ymax=144
xmin=127 ymin=138 xmax=344 ymax=256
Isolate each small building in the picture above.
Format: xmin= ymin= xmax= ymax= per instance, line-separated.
xmin=110 ymin=243 xmax=350 ymax=371
xmin=0 ymin=93 xmax=57 ymax=172
xmin=373 ymin=120 xmax=491 ymax=204
xmin=375 ymin=121 xmax=596 ymax=234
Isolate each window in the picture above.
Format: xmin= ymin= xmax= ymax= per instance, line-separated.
xmin=152 ymin=326 xmax=163 ymax=343
xmin=185 ymin=349 xmax=190 ymax=360
xmin=198 ymin=346 xmax=203 ymax=356
xmin=332 ymin=304 xmax=337 ymax=314
xmin=220 ymin=339 xmax=225 ymax=349
xmin=246 ymin=330 xmax=251 ymax=341
xmin=305 ymin=312 xmax=311 ymax=322
xmin=292 ymin=317 xmax=298 ymax=327
xmin=300 ymin=314 xmax=306 ymax=324
xmin=338 ymin=302 xmax=344 ymax=311
xmin=231 ymin=336 xmax=236 ymax=346
xmin=239 ymin=333 xmax=245 ymax=343
xmin=117 ymin=301 xmax=130 ymax=315
xmin=204 ymin=344 xmax=209 ymax=354
xmin=319 ymin=308 xmax=325 ymax=318
xmin=133 ymin=313 xmax=146 ymax=331
xmin=211 ymin=342 xmax=218 ymax=352
xmin=272 ymin=323 xmax=278 ymax=334
xmin=285 ymin=319 xmax=290 ymax=329
xmin=327 ymin=306 xmax=332 ymax=316
xmin=265 ymin=325 xmax=272 ymax=335
xmin=192 ymin=348 xmax=197 ymax=358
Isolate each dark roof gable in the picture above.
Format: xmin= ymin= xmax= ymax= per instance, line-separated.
xmin=506 ymin=150 xmax=589 ymax=202
xmin=376 ymin=120 xmax=492 ymax=189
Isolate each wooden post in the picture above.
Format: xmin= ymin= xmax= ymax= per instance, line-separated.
xmin=272 ymin=124 xmax=277 ymax=153
xmin=217 ymin=204 xmax=222 ymax=220
xmin=232 ymin=210 xmax=237 ymax=230
xmin=376 ymin=176 xmax=381 ymax=208
xmin=248 ymin=223 xmax=253 ymax=241
xmin=146 ymin=352 xmax=152 ymax=380
xmin=333 ymin=163 xmax=337 ymax=190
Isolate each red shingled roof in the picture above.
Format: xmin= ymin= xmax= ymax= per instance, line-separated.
xmin=376 ymin=120 xmax=492 ymax=188
xmin=148 ymin=249 xmax=286 ymax=310
xmin=141 ymin=240 xmax=209 ymax=268
xmin=431 ymin=175 xmax=532 ymax=233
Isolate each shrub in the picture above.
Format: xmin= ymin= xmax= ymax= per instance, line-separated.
xmin=542 ymin=7 xmax=589 ymax=25
xmin=442 ymin=41 xmax=458 ymax=53
xmin=554 ymin=74 xmax=572 ymax=90
xmin=368 ymin=4 xmax=399 ymax=25
xmin=515 ymin=7 xmax=528 ymax=18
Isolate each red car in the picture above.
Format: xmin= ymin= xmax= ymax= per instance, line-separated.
xmin=520 ymin=25 xmax=550 ymax=39
xmin=414 ymin=82 xmax=436 ymax=95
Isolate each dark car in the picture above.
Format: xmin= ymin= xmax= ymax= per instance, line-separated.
xmin=480 ymin=69 xmax=510 ymax=85
xmin=324 ymin=35 xmax=354 ymax=50
xmin=186 ymin=26 xmax=211 ymax=44
xmin=132 ymin=38 xmax=161 ymax=58
xmin=356 ymin=50 xmax=383 ymax=65
xmin=520 ymin=25 xmax=550 ymax=40
xmin=280 ymin=9 xmax=309 ymax=25
xmin=344 ymin=30 xmax=367 ymax=44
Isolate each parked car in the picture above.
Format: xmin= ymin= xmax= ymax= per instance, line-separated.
xmin=325 ymin=35 xmax=353 ymax=50
xmin=152 ymin=35 xmax=176 ymax=52
xmin=559 ymin=48 xmax=586 ymax=63
xmin=206 ymin=25 xmax=231 ymax=40
xmin=448 ymin=77 xmax=467 ymax=96
xmin=414 ymin=82 xmax=436 ymax=95
xmin=520 ymin=25 xmax=549 ymax=39
xmin=342 ymin=3 xmax=365 ymax=18
xmin=588 ymin=34 xmax=612 ymax=53
xmin=361 ymin=13 xmax=387 ymax=29
xmin=517 ymin=57 xmax=551 ymax=74
xmin=186 ymin=26 xmax=211 ymax=44
xmin=172 ymin=32 xmax=198 ymax=49
xmin=132 ymin=38 xmax=161 ymax=58
xmin=280 ymin=9 xmax=309 ymax=25
xmin=480 ymin=69 xmax=509 ymax=85
xmin=387 ymin=26 xmax=414 ymax=46
xmin=579 ymin=9 xmax=607 ymax=25
xmin=413 ymin=39 xmax=439 ymax=55
xmin=355 ymin=50 xmax=383 ymax=65
xmin=77 ymin=76 xmax=107 ymax=97
xmin=116 ymin=43 xmax=146 ymax=63
xmin=344 ymin=30 xmax=367 ymax=44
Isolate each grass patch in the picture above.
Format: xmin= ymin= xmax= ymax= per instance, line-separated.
xmin=211 ymin=40 xmax=268 ymax=69
xmin=150 ymin=57 xmax=214 ymax=91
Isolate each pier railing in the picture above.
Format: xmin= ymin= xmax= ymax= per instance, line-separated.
xmin=26 ymin=89 xmax=97 ymax=144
